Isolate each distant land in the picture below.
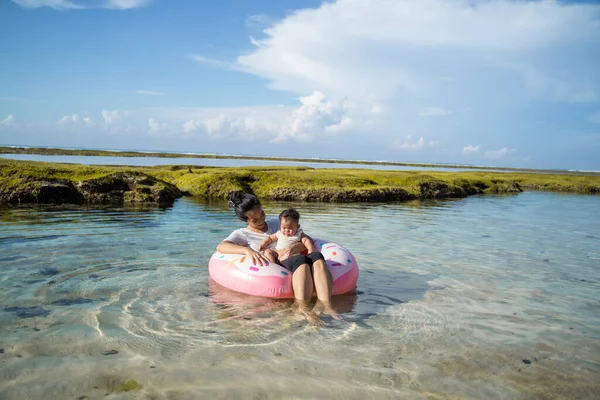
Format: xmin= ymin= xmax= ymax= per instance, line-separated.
xmin=1 ymin=145 xmax=598 ymax=176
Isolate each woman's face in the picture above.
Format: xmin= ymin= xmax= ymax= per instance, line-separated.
xmin=245 ymin=206 xmax=266 ymax=231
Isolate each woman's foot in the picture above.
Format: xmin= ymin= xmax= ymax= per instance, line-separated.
xmin=293 ymin=300 xmax=325 ymax=327
xmin=315 ymin=300 xmax=344 ymax=321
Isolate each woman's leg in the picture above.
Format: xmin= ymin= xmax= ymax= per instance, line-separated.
xmin=291 ymin=263 xmax=313 ymax=301
xmin=292 ymin=264 xmax=323 ymax=326
xmin=308 ymin=253 xmax=343 ymax=320
xmin=281 ymin=255 xmax=324 ymax=326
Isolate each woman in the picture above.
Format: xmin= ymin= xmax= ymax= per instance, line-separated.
xmin=216 ymin=191 xmax=341 ymax=323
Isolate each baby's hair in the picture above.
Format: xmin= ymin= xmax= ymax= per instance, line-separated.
xmin=228 ymin=190 xmax=261 ymax=222
xmin=279 ymin=208 xmax=300 ymax=222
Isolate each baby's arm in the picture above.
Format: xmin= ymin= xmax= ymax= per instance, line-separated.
xmin=258 ymin=233 xmax=278 ymax=251
xmin=300 ymin=233 xmax=316 ymax=254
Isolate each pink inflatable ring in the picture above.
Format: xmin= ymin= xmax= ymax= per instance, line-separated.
xmin=209 ymin=238 xmax=359 ymax=299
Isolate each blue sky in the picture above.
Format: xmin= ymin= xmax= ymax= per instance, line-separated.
xmin=1 ymin=0 xmax=599 ymax=170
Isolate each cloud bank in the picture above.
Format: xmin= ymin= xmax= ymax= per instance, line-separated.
xmin=231 ymin=0 xmax=600 ymax=165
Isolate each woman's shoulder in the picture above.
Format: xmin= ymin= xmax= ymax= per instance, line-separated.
xmin=224 ymin=227 xmax=250 ymax=244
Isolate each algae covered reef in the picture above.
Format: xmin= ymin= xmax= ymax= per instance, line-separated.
xmin=1 ymin=158 xmax=599 ymax=206
xmin=0 ymin=159 xmax=182 ymax=206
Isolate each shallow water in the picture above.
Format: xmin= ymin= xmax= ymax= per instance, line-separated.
xmin=0 ymin=153 xmax=507 ymax=172
xmin=0 ymin=192 xmax=599 ymax=399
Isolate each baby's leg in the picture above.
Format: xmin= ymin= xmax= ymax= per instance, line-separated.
xmin=276 ymin=247 xmax=296 ymax=262
xmin=262 ymin=249 xmax=279 ymax=264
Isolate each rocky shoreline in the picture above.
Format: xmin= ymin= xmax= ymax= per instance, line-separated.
xmin=1 ymin=163 xmax=182 ymax=206
xmin=1 ymin=158 xmax=597 ymax=207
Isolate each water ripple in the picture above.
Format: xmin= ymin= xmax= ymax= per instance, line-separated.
xmin=1 ymin=194 xmax=599 ymax=399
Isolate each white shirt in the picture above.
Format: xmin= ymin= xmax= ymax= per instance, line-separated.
xmin=223 ymin=218 xmax=280 ymax=251
xmin=275 ymin=229 xmax=304 ymax=250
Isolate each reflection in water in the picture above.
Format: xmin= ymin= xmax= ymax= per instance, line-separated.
xmin=208 ymin=278 xmax=359 ymax=316
xmin=0 ymin=193 xmax=599 ymax=399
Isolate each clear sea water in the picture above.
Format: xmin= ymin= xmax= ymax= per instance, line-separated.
xmin=1 ymin=192 xmax=599 ymax=399
xmin=0 ymin=154 xmax=507 ymax=172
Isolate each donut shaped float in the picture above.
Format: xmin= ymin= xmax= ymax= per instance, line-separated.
xmin=208 ymin=238 xmax=358 ymax=299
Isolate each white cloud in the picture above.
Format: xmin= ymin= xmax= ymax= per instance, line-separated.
xmin=137 ymin=90 xmax=164 ymax=96
xmin=11 ymin=0 xmax=150 ymax=9
xmin=229 ymin=0 xmax=600 ymax=157
xmin=418 ymin=107 xmax=452 ymax=117
xmin=179 ymin=106 xmax=290 ymax=141
xmin=274 ymin=91 xmax=351 ymax=143
xmin=485 ymin=147 xmax=515 ymax=160
xmin=213 ymin=0 xmax=599 ymax=167
xmin=206 ymin=115 xmax=243 ymax=138
xmin=1 ymin=114 xmax=15 ymax=126
xmin=237 ymin=0 xmax=599 ymax=101
xmin=148 ymin=118 xmax=168 ymax=135
xmin=89 ymin=93 xmax=350 ymax=143
xmin=463 ymin=144 xmax=481 ymax=154
xmin=104 ymin=0 xmax=150 ymax=9
xmin=58 ymin=114 xmax=80 ymax=124
xmin=191 ymin=55 xmax=237 ymax=71
xmin=325 ymin=116 xmax=353 ymax=135
xmin=183 ymin=119 xmax=200 ymax=134
xmin=102 ymin=110 xmax=123 ymax=125
xmin=392 ymin=135 xmax=425 ymax=151
xmin=58 ymin=114 xmax=94 ymax=127
xmin=182 ymin=114 xmax=278 ymax=140
xmin=246 ymin=14 xmax=275 ymax=31
xmin=166 ymin=92 xmax=352 ymax=143
xmin=12 ymin=0 xmax=83 ymax=9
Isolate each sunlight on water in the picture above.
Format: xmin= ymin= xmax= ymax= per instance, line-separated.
xmin=1 ymin=192 xmax=599 ymax=399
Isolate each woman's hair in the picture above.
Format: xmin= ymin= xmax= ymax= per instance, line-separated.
xmin=228 ymin=190 xmax=261 ymax=222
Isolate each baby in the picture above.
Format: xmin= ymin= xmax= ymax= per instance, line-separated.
xmin=258 ymin=208 xmax=314 ymax=264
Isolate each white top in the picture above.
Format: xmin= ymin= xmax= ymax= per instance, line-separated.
xmin=223 ymin=218 xmax=280 ymax=251
xmin=275 ymin=229 xmax=304 ymax=250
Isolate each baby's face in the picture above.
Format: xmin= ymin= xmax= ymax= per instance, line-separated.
xmin=280 ymin=218 xmax=299 ymax=237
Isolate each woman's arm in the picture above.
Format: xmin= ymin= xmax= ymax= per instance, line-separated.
xmin=216 ymin=240 xmax=267 ymax=266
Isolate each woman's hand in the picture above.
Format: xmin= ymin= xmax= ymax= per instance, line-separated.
xmin=245 ymin=248 xmax=268 ymax=266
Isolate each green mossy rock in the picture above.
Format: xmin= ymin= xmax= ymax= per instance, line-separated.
xmin=1 ymin=158 xmax=598 ymax=206
xmin=78 ymin=172 xmax=182 ymax=205
xmin=0 ymin=162 xmax=182 ymax=206
xmin=0 ymin=176 xmax=84 ymax=205
xmin=484 ymin=180 xmax=522 ymax=193
xmin=118 ymin=379 xmax=142 ymax=392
